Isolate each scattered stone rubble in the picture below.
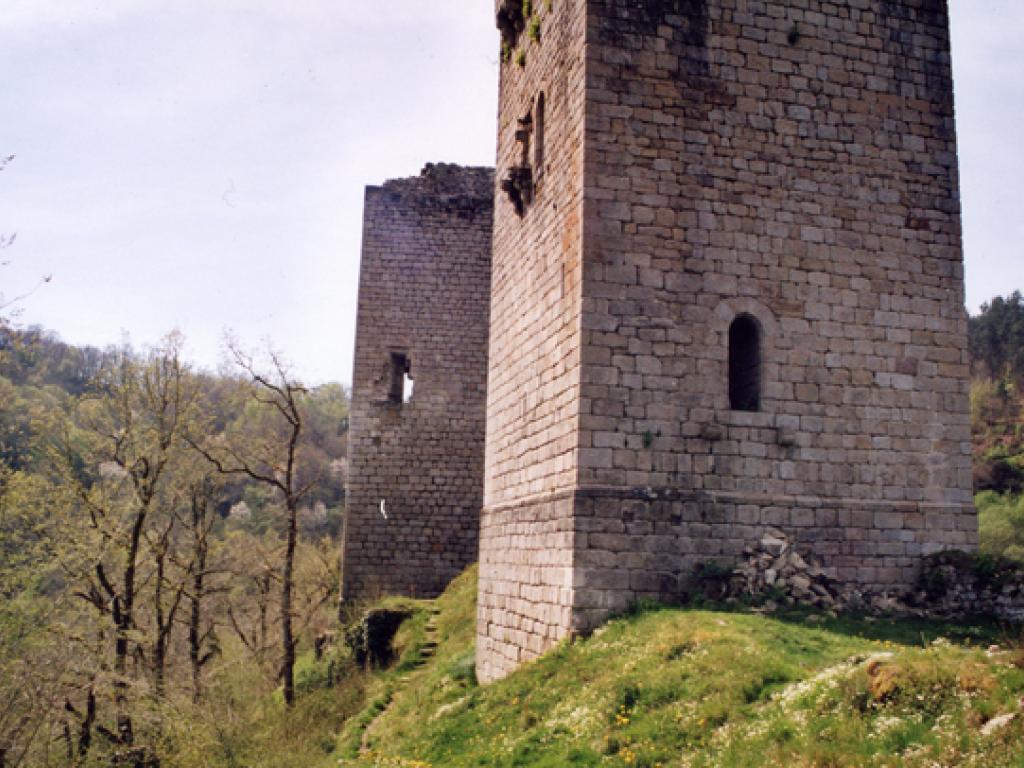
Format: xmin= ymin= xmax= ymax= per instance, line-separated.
xmin=913 ymin=550 xmax=1024 ymax=622
xmin=705 ymin=529 xmax=875 ymax=613
xmin=702 ymin=530 xmax=1024 ymax=622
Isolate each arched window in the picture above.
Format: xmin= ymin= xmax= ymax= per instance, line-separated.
xmin=534 ymin=92 xmax=545 ymax=177
xmin=729 ymin=314 xmax=761 ymax=411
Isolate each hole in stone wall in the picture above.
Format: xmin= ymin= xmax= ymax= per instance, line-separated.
xmin=729 ymin=314 xmax=761 ymax=412
xmin=516 ymin=112 xmax=532 ymax=167
xmin=387 ymin=352 xmax=412 ymax=405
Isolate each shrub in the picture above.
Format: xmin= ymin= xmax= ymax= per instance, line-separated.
xmin=978 ymin=491 xmax=1024 ymax=562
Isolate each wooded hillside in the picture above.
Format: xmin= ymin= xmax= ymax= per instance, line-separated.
xmin=0 ymin=326 xmax=349 ymax=767
xmin=969 ymin=292 xmax=1024 ymax=561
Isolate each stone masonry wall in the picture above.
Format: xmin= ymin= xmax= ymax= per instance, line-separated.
xmin=477 ymin=494 xmax=576 ymax=682
xmin=342 ymin=164 xmax=493 ymax=600
xmin=484 ymin=0 xmax=588 ymax=506
xmin=479 ymin=0 xmax=974 ymax=682
xmin=477 ymin=0 xmax=590 ymax=682
xmin=575 ymin=0 xmax=973 ymax=608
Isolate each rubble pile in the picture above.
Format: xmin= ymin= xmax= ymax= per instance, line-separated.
xmin=726 ymin=529 xmax=848 ymax=610
xmin=913 ymin=550 xmax=1024 ymax=622
xmin=695 ymin=530 xmax=1024 ymax=622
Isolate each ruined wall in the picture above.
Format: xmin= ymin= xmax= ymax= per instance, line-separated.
xmin=479 ymin=0 xmax=974 ymax=681
xmin=342 ymin=164 xmax=493 ymax=600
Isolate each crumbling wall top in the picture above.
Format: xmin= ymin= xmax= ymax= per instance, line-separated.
xmin=369 ymin=164 xmax=495 ymax=216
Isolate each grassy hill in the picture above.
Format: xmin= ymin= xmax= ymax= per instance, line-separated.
xmin=203 ymin=566 xmax=1023 ymax=768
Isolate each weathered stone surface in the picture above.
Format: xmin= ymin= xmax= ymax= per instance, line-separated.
xmin=341 ymin=164 xmax=493 ymax=600
xmin=476 ymin=0 xmax=974 ymax=683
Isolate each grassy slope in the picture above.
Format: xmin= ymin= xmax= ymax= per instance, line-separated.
xmin=334 ymin=567 xmax=1024 ymax=768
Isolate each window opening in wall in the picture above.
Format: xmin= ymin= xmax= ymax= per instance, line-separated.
xmin=729 ymin=314 xmax=761 ymax=412
xmin=387 ymin=352 xmax=413 ymax=405
xmin=534 ymin=92 xmax=545 ymax=178
xmin=516 ymin=112 xmax=532 ymax=165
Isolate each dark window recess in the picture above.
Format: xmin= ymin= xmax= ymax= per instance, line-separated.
xmin=729 ymin=315 xmax=761 ymax=412
xmin=387 ymin=353 xmax=413 ymax=405
xmin=501 ymin=112 xmax=534 ymax=217
xmin=534 ymin=92 xmax=545 ymax=177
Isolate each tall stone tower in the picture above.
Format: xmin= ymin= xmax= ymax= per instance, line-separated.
xmin=343 ymin=164 xmax=493 ymax=600
xmin=477 ymin=0 xmax=973 ymax=682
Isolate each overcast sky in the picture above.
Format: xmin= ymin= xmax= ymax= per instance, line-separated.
xmin=1 ymin=1 xmax=1020 ymax=385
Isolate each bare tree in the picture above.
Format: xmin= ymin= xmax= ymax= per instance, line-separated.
xmin=191 ymin=343 xmax=311 ymax=706
xmin=145 ymin=504 xmax=187 ymax=697
xmin=0 ymin=154 xmax=15 ymax=253
xmin=50 ymin=335 xmax=199 ymax=756
xmin=0 ymin=155 xmax=51 ymax=319
xmin=177 ymin=477 xmax=223 ymax=703
xmin=222 ymin=532 xmax=278 ymax=665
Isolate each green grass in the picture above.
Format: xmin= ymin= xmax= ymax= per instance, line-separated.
xmin=337 ymin=568 xmax=1024 ymax=768
xmin=159 ymin=567 xmax=1024 ymax=768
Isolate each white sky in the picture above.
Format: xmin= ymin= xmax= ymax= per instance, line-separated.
xmin=0 ymin=1 xmax=1020 ymax=385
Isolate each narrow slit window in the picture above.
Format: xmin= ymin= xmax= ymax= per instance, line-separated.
xmin=534 ymin=92 xmax=545 ymax=177
xmin=728 ymin=315 xmax=761 ymax=412
xmin=387 ymin=352 xmax=412 ymax=405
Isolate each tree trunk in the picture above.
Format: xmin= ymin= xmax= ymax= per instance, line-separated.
xmin=188 ymin=496 xmax=207 ymax=704
xmin=280 ymin=499 xmax=298 ymax=706
xmin=188 ymin=588 xmax=201 ymax=704
xmin=115 ymin=504 xmax=147 ymax=749
xmin=78 ymin=689 xmax=96 ymax=758
xmin=258 ymin=573 xmax=269 ymax=651
xmin=153 ymin=554 xmax=166 ymax=697
xmin=112 ymin=596 xmax=132 ymax=747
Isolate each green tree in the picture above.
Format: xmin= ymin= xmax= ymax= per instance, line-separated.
xmin=0 ymin=471 xmax=68 ymax=768
xmin=969 ymin=290 xmax=1024 ymax=382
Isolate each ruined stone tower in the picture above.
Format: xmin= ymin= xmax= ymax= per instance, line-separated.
xmin=477 ymin=0 xmax=974 ymax=682
xmin=342 ymin=164 xmax=493 ymax=600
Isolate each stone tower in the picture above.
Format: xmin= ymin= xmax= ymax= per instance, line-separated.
xmin=477 ymin=0 xmax=973 ymax=682
xmin=342 ymin=164 xmax=493 ymax=600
